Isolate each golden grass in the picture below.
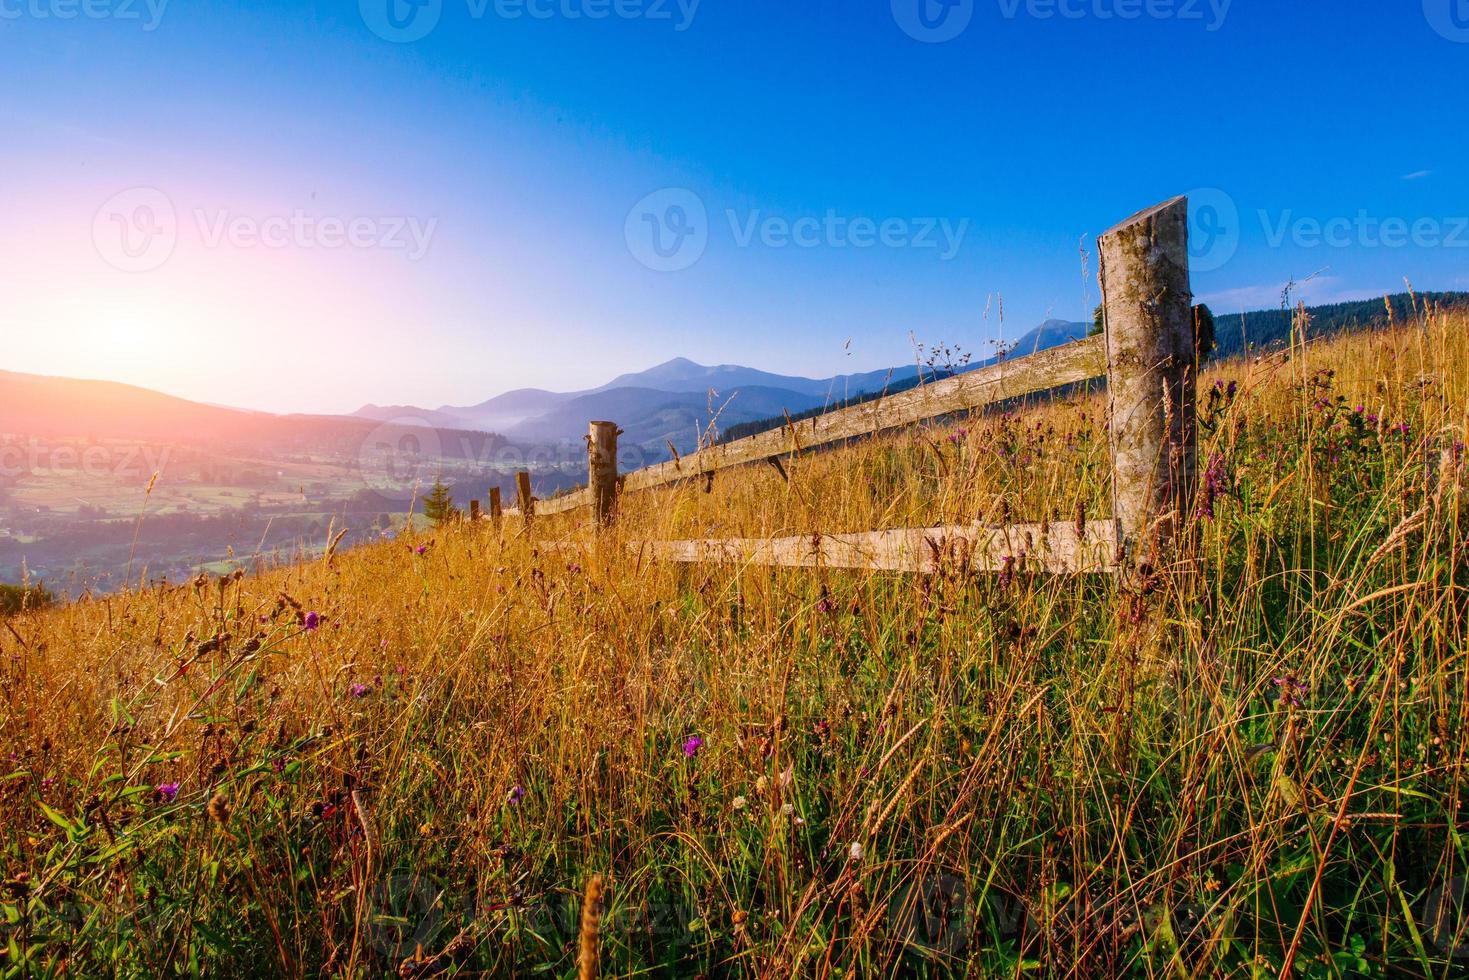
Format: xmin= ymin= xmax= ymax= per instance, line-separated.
xmin=1 ymin=305 xmax=1467 ymax=978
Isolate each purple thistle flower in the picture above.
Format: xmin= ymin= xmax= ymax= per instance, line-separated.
xmin=416 ymin=544 xmax=428 ymax=555
xmin=682 ymin=736 xmax=704 ymax=759
xmin=155 ymin=781 xmax=181 ymax=804
xmin=507 ymin=784 xmax=526 ymax=806
xmin=1271 ymin=674 xmax=1309 ymax=708
xmin=349 ymin=682 xmax=369 ymax=699
xmin=303 ymin=611 xmax=320 ymax=632
xmin=1198 ymin=451 xmax=1230 ymax=520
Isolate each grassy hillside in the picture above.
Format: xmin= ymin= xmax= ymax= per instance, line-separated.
xmin=1 ymin=306 xmax=1467 ymax=977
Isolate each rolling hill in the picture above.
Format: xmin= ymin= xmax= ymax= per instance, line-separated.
xmin=0 ymin=370 xmax=505 ymax=460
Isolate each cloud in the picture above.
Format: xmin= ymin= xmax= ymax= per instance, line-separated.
xmin=1196 ymin=276 xmax=1394 ymax=313
xmin=1402 ymin=170 xmax=1433 ymax=181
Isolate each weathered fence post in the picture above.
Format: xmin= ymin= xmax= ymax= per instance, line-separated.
xmin=1098 ymin=195 xmax=1197 ymax=573
xmin=516 ymin=471 xmax=535 ymax=520
xmin=469 ymin=499 xmax=480 ymax=522
xmin=588 ymin=421 xmax=620 ymax=525
xmin=488 ymin=487 xmax=502 ymax=525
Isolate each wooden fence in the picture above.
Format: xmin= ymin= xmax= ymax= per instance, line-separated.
xmin=493 ymin=196 xmax=1197 ymax=577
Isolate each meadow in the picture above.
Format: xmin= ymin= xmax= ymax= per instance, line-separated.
xmin=1 ymin=304 xmax=1466 ymax=978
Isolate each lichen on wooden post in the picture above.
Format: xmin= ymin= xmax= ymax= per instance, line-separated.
xmin=1098 ymin=195 xmax=1196 ymax=573
xmin=588 ymin=421 xmax=620 ymax=525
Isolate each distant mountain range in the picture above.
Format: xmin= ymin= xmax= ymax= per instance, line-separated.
xmin=10 ymin=293 xmax=1464 ymax=466
xmin=353 ymin=318 xmax=1091 ymax=455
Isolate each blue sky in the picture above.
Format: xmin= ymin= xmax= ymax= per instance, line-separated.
xmin=2 ymin=0 xmax=1466 ymax=413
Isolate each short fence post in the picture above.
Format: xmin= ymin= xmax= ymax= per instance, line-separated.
xmin=588 ymin=421 xmax=620 ymax=525
xmin=488 ymin=487 xmax=502 ymax=525
xmin=516 ymin=471 xmax=535 ymax=520
xmin=1098 ymin=195 xmax=1196 ymax=573
xmin=469 ymin=499 xmax=480 ymax=522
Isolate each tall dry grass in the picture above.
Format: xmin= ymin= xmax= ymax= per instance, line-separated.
xmin=1 ymin=305 xmax=1466 ymax=978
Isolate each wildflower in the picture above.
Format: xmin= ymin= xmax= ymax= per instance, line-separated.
xmin=1198 ymin=451 xmax=1230 ymax=520
xmin=416 ymin=544 xmax=428 ymax=555
xmin=507 ymin=784 xmax=526 ymax=806
xmin=155 ymin=781 xmax=181 ymax=804
xmin=303 ymin=611 xmax=320 ymax=632
xmin=1272 ymin=675 xmax=1309 ymax=708
xmin=849 ymin=842 xmax=864 ymax=862
xmin=207 ymin=792 xmax=230 ymax=825
xmin=732 ymin=795 xmax=747 ymax=811
xmin=349 ymin=682 xmax=369 ymax=698
xmin=998 ymin=554 xmax=1016 ymax=590
xmin=682 ymin=736 xmax=704 ymax=759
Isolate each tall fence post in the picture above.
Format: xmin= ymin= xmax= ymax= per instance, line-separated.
xmin=516 ymin=471 xmax=535 ymax=520
xmin=589 ymin=421 xmax=620 ymax=525
xmin=1098 ymin=195 xmax=1197 ymax=573
xmin=488 ymin=487 xmax=503 ymax=526
xmin=469 ymin=499 xmax=480 ymax=522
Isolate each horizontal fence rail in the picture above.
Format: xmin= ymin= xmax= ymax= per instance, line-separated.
xmin=535 ymin=333 xmax=1107 ymax=517
xmin=630 ymin=520 xmax=1121 ymax=575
